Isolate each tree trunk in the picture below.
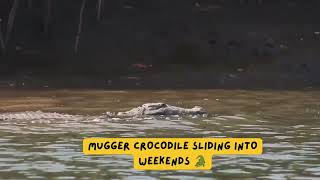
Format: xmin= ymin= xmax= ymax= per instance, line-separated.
xmin=5 ymin=0 xmax=20 ymax=45
xmin=96 ymin=0 xmax=104 ymax=21
xmin=44 ymin=0 xmax=52 ymax=37
xmin=0 ymin=20 xmax=5 ymax=54
xmin=27 ymin=0 xmax=32 ymax=8
xmin=74 ymin=0 xmax=86 ymax=54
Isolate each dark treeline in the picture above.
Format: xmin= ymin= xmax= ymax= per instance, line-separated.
xmin=1 ymin=0 xmax=320 ymax=89
xmin=1 ymin=0 xmax=320 ymax=55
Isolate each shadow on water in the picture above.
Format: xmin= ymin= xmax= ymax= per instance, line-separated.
xmin=0 ymin=89 xmax=319 ymax=179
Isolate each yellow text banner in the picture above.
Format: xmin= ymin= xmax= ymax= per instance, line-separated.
xmin=83 ymin=138 xmax=263 ymax=170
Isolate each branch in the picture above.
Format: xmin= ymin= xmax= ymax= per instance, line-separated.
xmin=74 ymin=0 xmax=86 ymax=54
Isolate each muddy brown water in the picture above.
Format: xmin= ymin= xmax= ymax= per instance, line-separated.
xmin=0 ymin=90 xmax=319 ymax=179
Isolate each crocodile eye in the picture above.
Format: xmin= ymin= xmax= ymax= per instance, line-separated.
xmin=160 ymin=103 xmax=167 ymax=108
xmin=153 ymin=103 xmax=167 ymax=110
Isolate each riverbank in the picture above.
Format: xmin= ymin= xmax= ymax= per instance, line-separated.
xmin=0 ymin=61 xmax=318 ymax=90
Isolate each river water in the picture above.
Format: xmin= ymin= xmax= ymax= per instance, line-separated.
xmin=0 ymin=90 xmax=319 ymax=179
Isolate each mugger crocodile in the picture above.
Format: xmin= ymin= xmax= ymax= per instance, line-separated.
xmin=0 ymin=103 xmax=207 ymax=121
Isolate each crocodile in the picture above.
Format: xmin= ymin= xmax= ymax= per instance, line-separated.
xmin=0 ymin=103 xmax=207 ymax=121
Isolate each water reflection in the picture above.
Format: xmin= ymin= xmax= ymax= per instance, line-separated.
xmin=0 ymin=90 xmax=319 ymax=179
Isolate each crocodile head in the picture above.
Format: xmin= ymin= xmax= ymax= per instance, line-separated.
xmin=142 ymin=103 xmax=207 ymax=116
xmin=117 ymin=103 xmax=207 ymax=117
xmin=142 ymin=103 xmax=168 ymax=110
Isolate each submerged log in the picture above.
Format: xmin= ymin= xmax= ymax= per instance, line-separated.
xmin=74 ymin=0 xmax=87 ymax=54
